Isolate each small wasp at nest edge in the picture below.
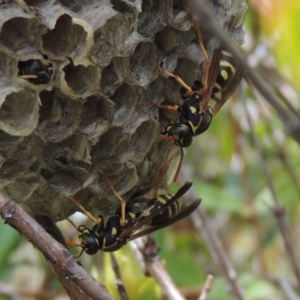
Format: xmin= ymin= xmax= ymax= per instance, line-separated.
xmin=66 ymin=175 xmax=201 ymax=257
xmin=18 ymin=55 xmax=53 ymax=85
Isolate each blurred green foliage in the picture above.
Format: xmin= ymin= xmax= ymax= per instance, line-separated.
xmin=1 ymin=2 xmax=300 ymax=300
xmin=0 ymin=221 xmax=22 ymax=278
xmin=261 ymin=1 xmax=300 ymax=88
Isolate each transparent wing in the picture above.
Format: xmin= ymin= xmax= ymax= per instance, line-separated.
xmin=119 ymin=181 xmax=193 ymax=239
xmin=129 ymin=198 xmax=201 ymax=240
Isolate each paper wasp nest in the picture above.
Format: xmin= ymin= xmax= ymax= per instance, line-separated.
xmin=0 ymin=0 xmax=247 ymax=222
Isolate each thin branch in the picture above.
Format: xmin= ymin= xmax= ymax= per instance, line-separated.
xmin=198 ymin=274 xmax=214 ymax=300
xmin=230 ymin=103 xmax=267 ymax=274
xmin=0 ymin=283 xmax=23 ymax=300
xmin=254 ymin=92 xmax=300 ymax=196
xmin=132 ymin=237 xmax=186 ymax=300
xmin=110 ymin=253 xmax=129 ymax=300
xmin=239 ymin=87 xmax=300 ymax=291
xmin=263 ymin=275 xmax=300 ymax=300
xmin=177 ymin=169 xmax=246 ymax=300
xmin=0 ymin=194 xmax=114 ymax=300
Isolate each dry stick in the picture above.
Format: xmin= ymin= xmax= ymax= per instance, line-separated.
xmin=259 ymin=100 xmax=300 ymax=196
xmin=131 ymin=237 xmax=186 ymax=300
xmin=259 ymin=65 xmax=300 ymax=119
xmin=230 ymin=107 xmax=267 ymax=274
xmin=0 ymin=282 xmax=23 ymax=300
xmin=177 ymin=169 xmax=246 ymax=300
xmin=239 ymin=88 xmax=300 ymax=292
xmin=0 ymin=194 xmax=114 ymax=300
xmin=277 ymin=279 xmax=300 ymax=300
xmin=109 ymin=253 xmax=130 ymax=300
xmin=264 ymin=275 xmax=300 ymax=300
xmin=198 ymin=274 xmax=214 ymax=300
xmin=192 ymin=4 xmax=300 ymax=145
xmin=277 ymin=148 xmax=300 ymax=196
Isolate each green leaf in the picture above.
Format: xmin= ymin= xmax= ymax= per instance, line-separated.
xmin=0 ymin=221 xmax=22 ymax=275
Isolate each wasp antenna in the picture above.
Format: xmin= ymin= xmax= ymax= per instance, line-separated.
xmin=68 ymin=196 xmax=101 ymax=224
xmin=102 ymin=173 xmax=126 ymax=226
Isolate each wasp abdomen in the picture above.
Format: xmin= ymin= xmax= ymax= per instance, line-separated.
xmin=213 ymin=50 xmax=238 ymax=101
xmin=146 ymin=194 xmax=182 ymax=227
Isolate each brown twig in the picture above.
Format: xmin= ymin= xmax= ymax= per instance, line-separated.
xmin=0 ymin=283 xmax=23 ymax=300
xmin=229 ymin=104 xmax=267 ymax=274
xmin=177 ymin=169 xmax=246 ymax=300
xmin=132 ymin=237 xmax=186 ymax=300
xmin=198 ymin=274 xmax=214 ymax=300
xmin=109 ymin=253 xmax=129 ymax=300
xmin=0 ymin=193 xmax=114 ymax=300
xmin=255 ymin=95 xmax=300 ymax=196
xmin=263 ymin=275 xmax=300 ymax=300
xmin=239 ymin=87 xmax=300 ymax=292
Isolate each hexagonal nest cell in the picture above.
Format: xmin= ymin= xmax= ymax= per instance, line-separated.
xmin=0 ymin=0 xmax=247 ymax=223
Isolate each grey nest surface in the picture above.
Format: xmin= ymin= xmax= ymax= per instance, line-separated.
xmin=0 ymin=0 xmax=247 ymax=222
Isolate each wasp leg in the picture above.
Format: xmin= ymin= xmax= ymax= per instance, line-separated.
xmin=68 ymin=196 xmax=101 ymax=224
xmin=190 ymin=17 xmax=211 ymax=95
xmin=152 ymin=102 xmax=179 ymax=111
xmin=66 ymin=239 xmax=85 ymax=257
xmin=102 ymin=174 xmax=126 ymax=227
xmin=66 ymin=239 xmax=82 ymax=248
xmin=161 ymin=135 xmax=177 ymax=142
xmin=19 ymin=75 xmax=39 ymax=79
xmin=66 ymin=218 xmax=86 ymax=257
xmin=158 ymin=66 xmax=194 ymax=95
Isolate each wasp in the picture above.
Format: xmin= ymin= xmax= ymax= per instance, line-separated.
xmin=67 ymin=179 xmax=201 ymax=256
xmin=155 ymin=18 xmax=243 ymax=148
xmin=18 ymin=56 xmax=53 ymax=85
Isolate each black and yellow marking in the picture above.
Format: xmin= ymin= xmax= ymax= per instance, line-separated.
xmin=146 ymin=194 xmax=183 ymax=226
xmin=156 ymin=19 xmax=242 ymax=149
xmin=67 ymin=182 xmax=201 ymax=256
xmin=212 ymin=50 xmax=238 ymax=103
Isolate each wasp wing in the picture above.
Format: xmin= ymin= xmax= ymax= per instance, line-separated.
xmin=200 ymin=45 xmax=223 ymax=109
xmin=129 ymin=198 xmax=201 ymax=240
xmin=119 ymin=181 xmax=193 ymax=239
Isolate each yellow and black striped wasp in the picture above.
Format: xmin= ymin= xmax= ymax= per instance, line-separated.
xmin=155 ymin=18 xmax=243 ymax=148
xmin=67 ymin=177 xmax=201 ymax=256
xmin=18 ymin=56 xmax=53 ymax=85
